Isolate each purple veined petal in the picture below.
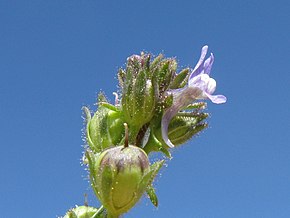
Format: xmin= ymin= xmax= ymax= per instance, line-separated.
xmin=203 ymin=53 xmax=214 ymax=75
xmin=193 ymin=45 xmax=208 ymax=72
xmin=188 ymin=45 xmax=209 ymax=81
xmin=205 ymin=93 xmax=227 ymax=104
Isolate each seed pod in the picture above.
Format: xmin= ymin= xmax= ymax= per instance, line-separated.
xmin=88 ymin=145 xmax=151 ymax=217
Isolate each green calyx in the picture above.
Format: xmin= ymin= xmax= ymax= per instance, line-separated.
xmin=63 ymin=206 xmax=100 ymax=218
xmin=86 ymin=144 xmax=164 ymax=217
xmin=83 ymin=94 xmax=125 ymax=153
xmin=121 ymin=54 xmax=157 ymax=142
xmin=119 ymin=53 xmax=184 ymax=143
xmin=143 ymin=102 xmax=208 ymax=157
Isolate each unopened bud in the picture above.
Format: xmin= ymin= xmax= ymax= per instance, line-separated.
xmin=63 ymin=206 xmax=98 ymax=218
xmin=122 ymin=54 xmax=158 ymax=131
xmin=85 ymin=107 xmax=124 ymax=152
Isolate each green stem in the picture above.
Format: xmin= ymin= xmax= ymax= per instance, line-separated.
xmin=128 ymin=124 xmax=141 ymax=145
xmin=124 ymin=123 xmax=129 ymax=147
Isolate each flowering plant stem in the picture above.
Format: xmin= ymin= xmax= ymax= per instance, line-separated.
xmin=128 ymin=124 xmax=142 ymax=145
xmin=62 ymin=45 xmax=227 ymax=218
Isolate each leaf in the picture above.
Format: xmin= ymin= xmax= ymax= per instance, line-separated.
xmin=149 ymin=160 xmax=165 ymax=183
xmin=169 ymin=68 xmax=189 ymax=89
xmin=146 ymin=185 xmax=158 ymax=207
xmin=98 ymin=102 xmax=119 ymax=112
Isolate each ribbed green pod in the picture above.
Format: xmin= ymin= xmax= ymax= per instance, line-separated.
xmin=88 ymin=145 xmax=152 ymax=217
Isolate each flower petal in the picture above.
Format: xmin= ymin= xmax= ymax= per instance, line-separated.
xmin=189 ymin=74 xmax=209 ymax=91
xmin=188 ymin=45 xmax=208 ymax=81
xmin=161 ymin=105 xmax=179 ymax=148
xmin=203 ymin=53 xmax=214 ymax=75
xmin=206 ymin=77 xmax=216 ymax=94
xmin=205 ymin=93 xmax=227 ymax=104
xmin=162 ymin=87 xmax=202 ymax=147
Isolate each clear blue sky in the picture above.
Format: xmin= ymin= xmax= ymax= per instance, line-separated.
xmin=1 ymin=1 xmax=290 ymax=217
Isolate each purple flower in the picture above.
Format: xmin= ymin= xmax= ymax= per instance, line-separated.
xmin=161 ymin=45 xmax=227 ymax=148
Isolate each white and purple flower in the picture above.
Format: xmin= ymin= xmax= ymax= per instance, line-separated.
xmin=162 ymin=45 xmax=227 ymax=148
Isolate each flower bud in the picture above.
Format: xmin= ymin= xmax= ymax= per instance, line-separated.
xmin=121 ymin=55 xmax=157 ymax=135
xmin=143 ymin=110 xmax=208 ymax=156
xmin=155 ymin=58 xmax=177 ymax=93
xmin=88 ymin=145 xmax=151 ymax=217
xmin=122 ymin=72 xmax=156 ymax=129
xmin=63 ymin=206 xmax=98 ymax=218
xmin=167 ymin=113 xmax=208 ymax=146
xmin=87 ymin=109 xmax=124 ymax=152
xmin=84 ymin=93 xmax=125 ymax=152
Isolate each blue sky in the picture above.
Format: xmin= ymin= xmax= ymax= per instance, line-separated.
xmin=1 ymin=0 xmax=290 ymax=217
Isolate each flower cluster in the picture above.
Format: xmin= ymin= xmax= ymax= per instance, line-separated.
xmin=63 ymin=46 xmax=226 ymax=218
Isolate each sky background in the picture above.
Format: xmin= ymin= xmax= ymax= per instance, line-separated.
xmin=1 ymin=0 xmax=290 ymax=217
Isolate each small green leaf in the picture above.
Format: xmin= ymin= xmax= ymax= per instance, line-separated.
xmin=117 ymin=68 xmax=125 ymax=88
xmin=146 ymin=185 xmax=158 ymax=207
xmin=169 ymin=68 xmax=189 ymax=89
xmin=183 ymin=102 xmax=207 ymax=110
xmin=98 ymin=102 xmax=119 ymax=112
xmin=149 ymin=160 xmax=165 ymax=181
xmin=150 ymin=54 xmax=163 ymax=71
xmin=98 ymin=92 xmax=108 ymax=103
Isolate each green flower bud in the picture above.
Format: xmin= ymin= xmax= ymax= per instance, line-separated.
xmin=88 ymin=109 xmax=124 ymax=152
xmin=155 ymin=58 xmax=177 ymax=93
xmin=167 ymin=114 xmax=208 ymax=145
xmin=63 ymin=206 xmax=99 ymax=218
xmin=143 ymin=103 xmax=208 ymax=156
xmin=84 ymin=94 xmax=125 ymax=152
xmin=122 ymin=71 xmax=156 ymax=128
xmin=87 ymin=145 xmax=152 ymax=217
xmin=121 ymin=54 xmax=157 ymax=141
